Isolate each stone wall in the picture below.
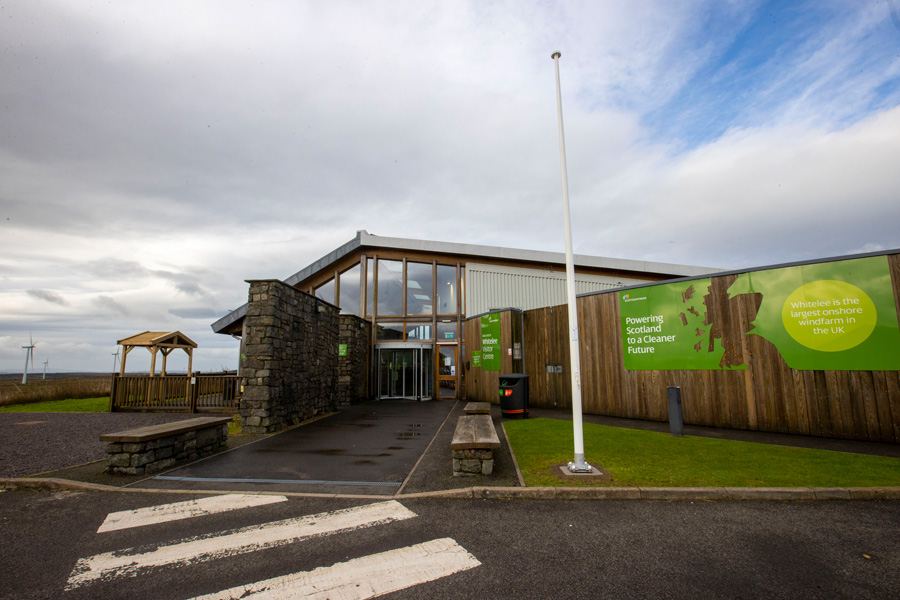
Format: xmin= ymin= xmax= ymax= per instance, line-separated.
xmin=240 ymin=280 xmax=339 ymax=434
xmin=338 ymin=314 xmax=371 ymax=404
xmin=452 ymin=447 xmax=495 ymax=476
xmin=105 ymin=424 xmax=228 ymax=475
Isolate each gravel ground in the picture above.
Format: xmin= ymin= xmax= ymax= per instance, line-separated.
xmin=0 ymin=412 xmax=205 ymax=478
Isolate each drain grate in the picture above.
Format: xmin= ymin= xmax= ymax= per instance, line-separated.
xmin=154 ymin=476 xmax=402 ymax=487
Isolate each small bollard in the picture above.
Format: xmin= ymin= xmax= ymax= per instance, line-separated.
xmin=667 ymin=386 xmax=684 ymax=437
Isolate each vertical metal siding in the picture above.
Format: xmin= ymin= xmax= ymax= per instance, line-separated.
xmin=465 ymin=263 xmax=649 ymax=315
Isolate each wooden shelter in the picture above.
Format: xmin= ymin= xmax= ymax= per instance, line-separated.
xmin=117 ymin=331 xmax=197 ymax=377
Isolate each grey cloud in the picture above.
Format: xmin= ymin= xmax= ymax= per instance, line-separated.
xmin=26 ymin=289 xmax=69 ymax=305
xmin=93 ymin=296 xmax=131 ymax=316
xmin=85 ymin=258 xmax=150 ymax=280
xmin=174 ymin=282 xmax=206 ymax=296
xmin=168 ymin=307 xmax=221 ymax=319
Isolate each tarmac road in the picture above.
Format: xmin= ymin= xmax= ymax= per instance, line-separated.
xmin=2 ymin=488 xmax=898 ymax=600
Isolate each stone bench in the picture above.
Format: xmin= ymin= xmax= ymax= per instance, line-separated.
xmin=451 ymin=414 xmax=500 ymax=476
xmin=101 ymin=416 xmax=231 ymax=476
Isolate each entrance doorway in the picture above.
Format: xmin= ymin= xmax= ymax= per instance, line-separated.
xmin=377 ymin=344 xmax=433 ymax=400
xmin=437 ymin=345 xmax=457 ymax=398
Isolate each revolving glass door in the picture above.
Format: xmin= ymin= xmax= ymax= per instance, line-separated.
xmin=377 ymin=345 xmax=433 ymax=400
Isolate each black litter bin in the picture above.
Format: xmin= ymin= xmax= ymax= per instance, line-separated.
xmin=499 ymin=374 xmax=529 ymax=418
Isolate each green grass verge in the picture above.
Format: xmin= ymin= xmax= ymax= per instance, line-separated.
xmin=504 ymin=418 xmax=900 ymax=488
xmin=0 ymin=397 xmax=110 ymax=413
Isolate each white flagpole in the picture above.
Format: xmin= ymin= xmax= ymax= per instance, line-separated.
xmin=551 ymin=51 xmax=592 ymax=473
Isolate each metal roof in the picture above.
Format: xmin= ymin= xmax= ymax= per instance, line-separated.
xmin=212 ymin=230 xmax=720 ymax=334
xmin=284 ymin=230 xmax=718 ymax=285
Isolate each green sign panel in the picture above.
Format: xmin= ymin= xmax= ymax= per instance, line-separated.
xmin=620 ymin=277 xmax=734 ymax=370
xmin=472 ymin=351 xmax=481 ymax=368
xmin=338 ymin=343 xmax=347 ymax=357
xmin=728 ymin=256 xmax=900 ymax=371
xmin=480 ymin=314 xmax=502 ymax=371
xmin=620 ymin=255 xmax=900 ymax=371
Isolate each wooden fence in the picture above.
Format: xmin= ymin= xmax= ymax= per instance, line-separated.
xmin=109 ymin=374 xmax=241 ymax=413
xmin=464 ymin=253 xmax=900 ymax=444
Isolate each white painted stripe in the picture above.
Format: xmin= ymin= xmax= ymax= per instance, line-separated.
xmin=67 ymin=500 xmax=417 ymax=590
xmin=97 ymin=494 xmax=288 ymax=533
xmin=188 ymin=538 xmax=481 ymax=600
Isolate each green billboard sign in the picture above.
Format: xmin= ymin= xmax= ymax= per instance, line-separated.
xmin=472 ymin=351 xmax=482 ymax=368
xmin=728 ymin=256 xmax=900 ymax=371
xmin=620 ymin=277 xmax=734 ymax=370
xmin=480 ymin=314 xmax=502 ymax=371
xmin=620 ymin=255 xmax=900 ymax=371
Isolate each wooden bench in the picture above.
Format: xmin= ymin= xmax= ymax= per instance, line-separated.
xmin=463 ymin=401 xmax=491 ymax=415
xmin=101 ymin=416 xmax=231 ymax=475
xmin=451 ymin=413 xmax=500 ymax=476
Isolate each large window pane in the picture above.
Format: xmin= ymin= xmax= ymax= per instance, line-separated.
xmin=315 ymin=278 xmax=335 ymax=304
xmin=460 ymin=266 xmax=465 ymax=314
xmin=406 ymin=262 xmax=433 ymax=316
xmin=406 ymin=323 xmax=432 ymax=341
xmin=376 ymin=323 xmax=404 ymax=341
xmin=436 ymin=265 xmax=457 ymax=315
xmin=338 ymin=264 xmax=361 ymax=315
xmin=377 ymin=260 xmax=403 ymax=315
xmin=366 ymin=258 xmax=374 ymax=317
xmin=437 ymin=321 xmax=457 ymax=341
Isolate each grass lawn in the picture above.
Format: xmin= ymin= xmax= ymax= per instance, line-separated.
xmin=504 ymin=418 xmax=900 ymax=488
xmin=0 ymin=397 xmax=109 ymax=413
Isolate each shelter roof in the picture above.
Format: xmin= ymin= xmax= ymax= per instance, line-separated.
xmin=117 ymin=331 xmax=198 ymax=349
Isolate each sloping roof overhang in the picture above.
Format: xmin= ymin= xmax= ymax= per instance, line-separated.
xmin=211 ymin=230 xmax=721 ymax=335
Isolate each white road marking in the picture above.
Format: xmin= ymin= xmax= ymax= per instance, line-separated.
xmin=188 ymin=537 xmax=481 ymax=600
xmin=97 ymin=494 xmax=288 ymax=533
xmin=67 ymin=500 xmax=417 ymax=590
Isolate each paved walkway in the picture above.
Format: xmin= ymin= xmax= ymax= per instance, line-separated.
xmin=3 ymin=400 xmax=899 ymax=499
xmin=132 ymin=400 xmax=460 ymax=495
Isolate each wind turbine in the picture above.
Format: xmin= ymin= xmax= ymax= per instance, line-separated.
xmin=42 ymin=358 xmax=49 ymax=380
xmin=111 ymin=348 xmax=120 ymax=373
xmin=21 ymin=334 xmax=35 ymax=385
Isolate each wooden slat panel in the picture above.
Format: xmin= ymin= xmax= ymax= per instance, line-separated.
xmin=871 ymin=372 xmax=895 ymax=443
xmin=513 ymin=251 xmax=900 ymax=443
xmin=883 ymin=371 xmax=900 ymax=443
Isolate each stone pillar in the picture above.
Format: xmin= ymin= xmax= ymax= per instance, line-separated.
xmin=338 ymin=314 xmax=372 ymax=405
xmin=240 ymin=280 xmax=339 ymax=434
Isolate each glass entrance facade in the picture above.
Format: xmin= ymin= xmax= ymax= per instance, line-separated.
xmin=377 ymin=344 xmax=433 ymax=400
xmin=311 ymin=256 xmax=465 ymax=399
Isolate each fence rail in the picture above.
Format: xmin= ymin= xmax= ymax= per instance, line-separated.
xmin=109 ymin=374 xmax=241 ymax=413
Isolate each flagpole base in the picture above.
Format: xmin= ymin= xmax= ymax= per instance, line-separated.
xmin=567 ymin=454 xmax=593 ymax=474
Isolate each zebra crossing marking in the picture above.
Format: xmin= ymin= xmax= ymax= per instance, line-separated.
xmin=97 ymin=494 xmax=288 ymax=533
xmin=67 ymin=500 xmax=417 ymax=590
xmin=187 ymin=537 xmax=481 ymax=600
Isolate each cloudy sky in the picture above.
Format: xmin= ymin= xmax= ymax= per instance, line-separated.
xmin=2 ymin=0 xmax=899 ymax=374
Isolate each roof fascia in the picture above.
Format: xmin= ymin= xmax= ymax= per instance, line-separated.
xmin=353 ymin=231 xmax=718 ymax=278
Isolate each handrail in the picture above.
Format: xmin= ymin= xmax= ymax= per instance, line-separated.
xmin=110 ymin=374 xmax=241 ymax=413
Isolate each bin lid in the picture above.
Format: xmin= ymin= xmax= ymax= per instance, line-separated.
xmin=499 ymin=373 xmax=528 ymax=386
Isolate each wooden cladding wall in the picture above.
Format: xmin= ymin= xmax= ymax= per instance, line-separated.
xmin=466 ymin=253 xmax=900 ymax=443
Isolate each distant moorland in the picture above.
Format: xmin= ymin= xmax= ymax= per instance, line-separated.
xmin=0 ymin=375 xmax=110 ymax=407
